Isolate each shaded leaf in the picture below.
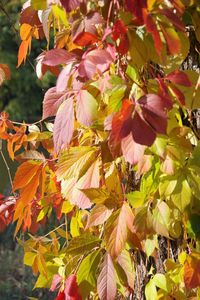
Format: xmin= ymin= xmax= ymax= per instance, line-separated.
xmin=66 ymin=233 xmax=100 ymax=256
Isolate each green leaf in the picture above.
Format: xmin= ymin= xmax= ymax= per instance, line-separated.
xmin=37 ymin=206 xmax=49 ymax=222
xmin=52 ymin=4 xmax=67 ymax=26
xmin=187 ymin=214 xmax=200 ymax=239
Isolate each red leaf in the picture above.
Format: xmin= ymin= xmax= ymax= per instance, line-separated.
xmin=112 ymin=20 xmax=127 ymax=40
xmin=42 ymin=87 xmax=67 ymax=119
xmin=111 ymin=99 xmax=134 ymax=143
xmin=20 ymin=6 xmax=44 ymax=38
xmin=112 ymin=20 xmax=129 ymax=55
xmin=50 ymin=274 xmax=62 ymax=292
xmin=73 ymin=32 xmax=98 ymax=46
xmin=97 ymin=253 xmax=117 ymax=300
xmin=168 ymin=84 xmax=185 ymax=105
xmin=165 ymin=70 xmax=192 ymax=87
xmin=64 ymin=274 xmax=82 ymax=300
xmin=78 ymin=49 xmax=113 ymax=79
xmin=132 ymin=110 xmax=156 ymax=146
xmin=161 ymin=9 xmax=185 ymax=31
xmin=105 ymin=203 xmax=135 ymax=258
xmin=0 ymin=197 xmax=15 ymax=232
xmin=125 ymin=0 xmax=146 ymax=24
xmin=138 ymin=94 xmax=168 ymax=134
xmin=145 ymin=13 xmax=162 ymax=54
xmin=53 ymin=98 xmax=74 ymax=153
xmin=72 ymin=11 xmax=104 ymax=39
xmin=161 ymin=26 xmax=181 ymax=55
xmin=55 ymin=291 xmax=65 ymax=300
xmin=36 ymin=52 xmax=60 ymax=79
xmin=43 ymin=49 xmax=77 ymax=66
xmin=60 ymin=0 xmax=81 ymax=12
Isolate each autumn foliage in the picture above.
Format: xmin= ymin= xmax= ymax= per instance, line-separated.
xmin=0 ymin=0 xmax=200 ymax=299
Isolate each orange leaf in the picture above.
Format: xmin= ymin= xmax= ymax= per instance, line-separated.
xmin=73 ymin=32 xmax=99 ymax=46
xmin=17 ymin=36 xmax=32 ymax=67
xmin=0 ymin=64 xmax=11 ymax=80
xmin=13 ymin=167 xmax=42 ymax=234
xmin=13 ymin=161 xmax=42 ymax=190
xmin=161 ymin=25 xmax=181 ymax=55
xmin=184 ymin=253 xmax=200 ymax=289
xmin=105 ymin=203 xmax=134 ymax=258
xmin=20 ymin=23 xmax=32 ymax=40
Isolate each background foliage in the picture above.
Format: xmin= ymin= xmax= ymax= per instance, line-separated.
xmin=0 ymin=0 xmax=200 ymax=300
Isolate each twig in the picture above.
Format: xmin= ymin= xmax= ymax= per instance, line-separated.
xmin=0 ymin=140 xmax=14 ymax=191
xmin=41 ymin=222 xmax=66 ymax=238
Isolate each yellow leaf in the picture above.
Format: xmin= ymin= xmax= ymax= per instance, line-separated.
xmin=56 ymin=146 xmax=99 ymax=181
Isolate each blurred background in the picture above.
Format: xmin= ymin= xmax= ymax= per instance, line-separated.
xmin=0 ymin=0 xmax=55 ymax=298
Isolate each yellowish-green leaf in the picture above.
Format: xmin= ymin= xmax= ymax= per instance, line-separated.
xmin=153 ymin=273 xmax=171 ymax=292
xmin=171 ymin=178 xmax=192 ymax=212
xmin=77 ymin=249 xmax=101 ymax=297
xmin=62 ymin=200 xmax=74 ymax=214
xmin=66 ymin=233 xmax=100 ymax=256
xmin=31 ymin=0 xmax=47 ymax=10
xmin=145 ymin=279 xmax=157 ymax=300
xmin=24 ymin=251 xmax=37 ymax=266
